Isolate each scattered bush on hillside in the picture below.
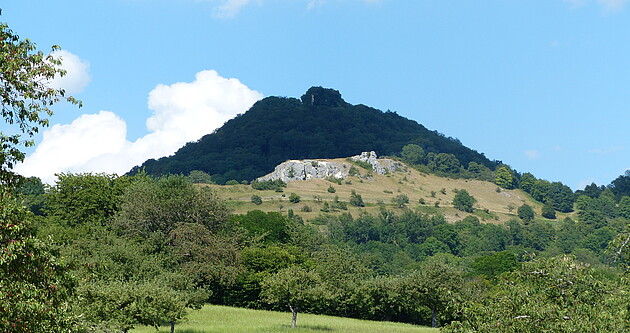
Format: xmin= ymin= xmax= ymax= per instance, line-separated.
xmin=350 ymin=190 xmax=365 ymax=207
xmin=289 ymin=193 xmax=301 ymax=203
xmin=251 ymin=179 xmax=287 ymax=191
xmin=453 ymin=190 xmax=477 ymax=213
xmin=326 ymin=177 xmax=342 ymax=185
xmin=251 ymin=195 xmax=263 ymax=205
xmin=392 ymin=194 xmax=410 ymax=208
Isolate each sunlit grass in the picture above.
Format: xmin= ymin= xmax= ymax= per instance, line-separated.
xmin=131 ymin=304 xmax=437 ymax=333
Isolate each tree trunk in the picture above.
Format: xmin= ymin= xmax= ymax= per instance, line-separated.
xmin=170 ymin=322 xmax=175 ymax=333
xmin=432 ymin=306 xmax=437 ymax=328
xmin=289 ymin=305 xmax=299 ymax=328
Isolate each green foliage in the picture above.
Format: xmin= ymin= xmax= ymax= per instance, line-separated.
xmin=351 ymin=159 xmax=374 ymax=171
xmin=444 ymin=256 xmax=630 ymax=332
xmin=251 ymin=194 xmax=263 ymax=205
xmin=401 ymin=144 xmax=425 ymax=165
xmin=609 ymin=170 xmax=630 ymax=200
xmin=45 ymin=172 xmax=137 ymax=226
xmin=494 ymin=165 xmax=515 ymax=189
xmin=251 ymin=179 xmax=287 ymax=191
xmin=427 ymin=153 xmax=461 ymax=174
xmin=331 ymin=196 xmax=348 ymax=210
xmin=0 ymin=23 xmax=81 ymax=187
xmin=327 ymin=185 xmax=336 ymax=193
xmin=0 ymin=192 xmax=80 ymax=332
xmin=289 ymin=192 xmax=301 ymax=203
xmin=16 ymin=176 xmax=46 ymax=215
xmin=225 ymin=180 xmax=240 ymax=185
xmin=392 ymin=194 xmax=410 ymax=208
xmin=68 ymin=228 xmax=207 ymax=331
xmin=231 ymin=210 xmax=290 ymax=244
xmin=261 ymin=266 xmax=324 ymax=328
xmin=187 ymin=170 xmax=214 ymax=184
xmin=471 ymin=251 xmax=520 ymax=279
xmin=517 ymin=204 xmax=535 ymax=222
xmin=349 ymin=166 xmax=360 ymax=176
xmin=114 ymin=174 xmax=230 ymax=238
xmin=402 ymin=255 xmax=465 ymax=327
xmin=541 ymin=202 xmax=556 ymax=219
xmin=452 ymin=189 xmax=476 ymax=213
xmin=350 ymin=190 xmax=365 ymax=207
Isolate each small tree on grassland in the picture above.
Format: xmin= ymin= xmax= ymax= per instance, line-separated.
xmin=517 ymin=204 xmax=535 ymax=222
xmin=261 ymin=266 xmax=323 ymax=328
xmin=392 ymin=194 xmax=410 ymax=208
xmin=453 ymin=189 xmax=476 ymax=213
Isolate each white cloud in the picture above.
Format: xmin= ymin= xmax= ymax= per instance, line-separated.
xmin=211 ymin=0 xmax=381 ymax=18
xmin=213 ymin=0 xmax=256 ymax=18
xmin=48 ymin=50 xmax=91 ymax=94
xmin=564 ymin=0 xmax=628 ymax=10
xmin=597 ymin=0 xmax=629 ymax=10
xmin=16 ymin=70 xmax=263 ymax=184
xmin=525 ymin=149 xmax=541 ymax=160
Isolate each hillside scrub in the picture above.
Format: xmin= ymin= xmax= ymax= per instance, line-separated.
xmin=15 ymin=169 xmax=630 ymax=330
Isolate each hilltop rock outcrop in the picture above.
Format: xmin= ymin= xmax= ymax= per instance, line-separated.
xmin=257 ymin=151 xmax=405 ymax=183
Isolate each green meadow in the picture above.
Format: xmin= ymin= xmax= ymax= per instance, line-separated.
xmin=131 ymin=305 xmax=438 ymax=333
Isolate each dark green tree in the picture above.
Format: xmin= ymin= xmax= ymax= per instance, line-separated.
xmin=452 ymin=189 xmax=476 ymax=213
xmin=251 ymin=194 xmax=263 ymax=205
xmin=401 ymin=144 xmax=425 ymax=165
xmin=541 ymin=202 xmax=556 ymax=219
xmin=517 ymin=204 xmax=535 ymax=222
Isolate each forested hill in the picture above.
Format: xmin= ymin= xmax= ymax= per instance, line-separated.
xmin=131 ymin=87 xmax=498 ymax=184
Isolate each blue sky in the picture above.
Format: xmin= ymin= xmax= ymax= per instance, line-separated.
xmin=3 ymin=0 xmax=630 ymax=188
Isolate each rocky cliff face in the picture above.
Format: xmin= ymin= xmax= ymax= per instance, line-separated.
xmin=257 ymin=151 xmax=405 ymax=183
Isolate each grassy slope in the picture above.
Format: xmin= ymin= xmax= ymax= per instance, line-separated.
xmin=206 ymin=159 xmax=573 ymax=224
xmin=131 ymin=304 xmax=437 ymax=333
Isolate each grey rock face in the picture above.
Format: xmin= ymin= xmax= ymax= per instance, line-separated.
xmin=257 ymin=151 xmax=405 ymax=183
xmin=257 ymin=159 xmax=350 ymax=183
xmin=350 ymin=151 xmax=405 ymax=175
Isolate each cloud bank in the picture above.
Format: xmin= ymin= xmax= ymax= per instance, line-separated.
xmin=48 ymin=50 xmax=91 ymax=94
xmin=16 ymin=70 xmax=263 ymax=184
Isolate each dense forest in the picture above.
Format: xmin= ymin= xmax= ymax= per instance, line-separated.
xmin=8 ymin=168 xmax=630 ymax=332
xmin=131 ymin=87 xmax=499 ymax=184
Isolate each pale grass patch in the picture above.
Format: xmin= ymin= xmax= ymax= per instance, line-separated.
xmin=131 ymin=304 xmax=437 ymax=333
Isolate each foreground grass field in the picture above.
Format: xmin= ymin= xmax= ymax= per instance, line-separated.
xmin=131 ymin=305 xmax=438 ymax=333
